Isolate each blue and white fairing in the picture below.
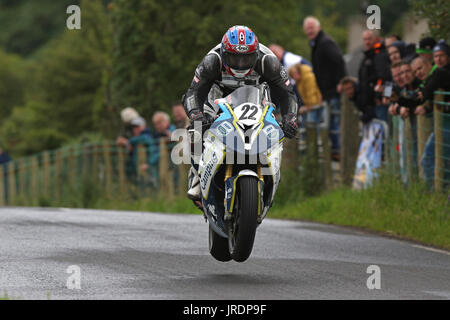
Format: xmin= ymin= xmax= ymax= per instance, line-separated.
xmin=198 ymin=85 xmax=284 ymax=237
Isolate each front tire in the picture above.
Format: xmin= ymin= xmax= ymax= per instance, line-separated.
xmin=228 ymin=176 xmax=259 ymax=262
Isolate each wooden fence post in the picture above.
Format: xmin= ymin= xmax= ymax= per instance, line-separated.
xmin=42 ymin=152 xmax=51 ymax=199
xmin=404 ymin=116 xmax=418 ymax=183
xmin=339 ymin=94 xmax=360 ymax=186
xmin=417 ymin=108 xmax=434 ymax=180
xmin=0 ymin=166 xmax=5 ymax=206
xmin=391 ymin=116 xmax=400 ymax=175
xmin=434 ymin=92 xmax=444 ymax=192
xmin=118 ymin=148 xmax=127 ymax=195
xmin=7 ymin=162 xmax=16 ymax=205
xmin=319 ymin=129 xmax=332 ymax=188
xmin=92 ymin=144 xmax=99 ymax=184
xmin=18 ymin=159 xmax=26 ymax=202
xmin=30 ymin=157 xmax=39 ymax=205
xmin=103 ymin=144 xmax=113 ymax=198
xmin=54 ymin=150 xmax=63 ymax=202
xmin=158 ymin=139 xmax=172 ymax=198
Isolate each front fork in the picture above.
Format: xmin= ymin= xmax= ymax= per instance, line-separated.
xmin=223 ymin=164 xmax=264 ymax=222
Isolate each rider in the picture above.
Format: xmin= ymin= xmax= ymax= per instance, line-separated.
xmin=182 ymin=25 xmax=299 ymax=201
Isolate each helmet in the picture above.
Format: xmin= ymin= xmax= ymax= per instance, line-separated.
xmin=221 ymin=25 xmax=259 ymax=77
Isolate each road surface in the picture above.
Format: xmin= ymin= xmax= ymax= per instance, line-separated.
xmin=0 ymin=207 xmax=449 ymax=299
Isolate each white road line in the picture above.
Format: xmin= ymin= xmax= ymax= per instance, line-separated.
xmin=412 ymin=245 xmax=450 ymax=256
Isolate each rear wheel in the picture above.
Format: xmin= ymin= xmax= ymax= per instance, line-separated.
xmin=208 ymin=225 xmax=232 ymax=262
xmin=228 ymin=176 xmax=259 ymax=262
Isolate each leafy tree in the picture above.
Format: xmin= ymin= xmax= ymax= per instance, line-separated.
xmin=0 ymin=0 xmax=79 ymax=56
xmin=110 ymin=0 xmax=312 ymax=119
xmin=1 ymin=0 xmax=114 ymax=157
xmin=410 ymin=0 xmax=450 ymax=41
xmin=0 ymin=50 xmax=27 ymax=125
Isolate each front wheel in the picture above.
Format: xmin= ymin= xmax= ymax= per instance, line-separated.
xmin=228 ymin=176 xmax=259 ymax=262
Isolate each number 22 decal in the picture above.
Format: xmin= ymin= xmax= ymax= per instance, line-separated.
xmin=239 ymin=104 xmax=258 ymax=120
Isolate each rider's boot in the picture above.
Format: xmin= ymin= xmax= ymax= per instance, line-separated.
xmin=187 ymin=166 xmax=201 ymax=201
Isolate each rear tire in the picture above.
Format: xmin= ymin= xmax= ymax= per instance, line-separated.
xmin=208 ymin=225 xmax=232 ymax=262
xmin=229 ymin=176 xmax=259 ymax=262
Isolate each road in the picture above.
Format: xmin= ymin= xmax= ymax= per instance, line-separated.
xmin=0 ymin=207 xmax=449 ymax=300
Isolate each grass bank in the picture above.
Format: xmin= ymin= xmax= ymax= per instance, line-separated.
xmin=270 ymin=180 xmax=449 ymax=250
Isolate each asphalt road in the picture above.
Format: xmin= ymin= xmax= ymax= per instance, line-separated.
xmin=0 ymin=207 xmax=449 ymax=300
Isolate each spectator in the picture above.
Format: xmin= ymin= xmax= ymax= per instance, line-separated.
xmin=120 ymin=107 xmax=140 ymax=139
xmin=433 ymin=40 xmax=450 ymax=70
xmin=387 ymin=41 xmax=406 ymax=65
xmin=152 ymin=111 xmax=176 ymax=140
xmin=387 ymin=40 xmax=417 ymax=65
xmin=410 ymin=56 xmax=450 ymax=186
xmin=0 ymin=146 xmax=11 ymax=204
xmin=385 ymin=34 xmax=402 ymax=48
xmin=303 ymin=16 xmax=347 ymax=159
xmin=338 ymin=76 xmax=359 ymax=101
xmin=152 ymin=111 xmax=177 ymax=185
xmin=288 ymin=63 xmax=322 ymax=116
xmin=357 ymin=29 xmax=391 ymax=123
xmin=116 ymin=117 xmax=158 ymax=185
xmin=172 ymin=103 xmax=189 ymax=129
xmin=268 ymin=43 xmax=312 ymax=68
xmin=396 ymin=61 xmax=421 ymax=118
xmin=268 ymin=43 xmax=310 ymax=108
xmin=416 ymin=37 xmax=436 ymax=65
xmin=0 ymin=146 xmax=11 ymax=165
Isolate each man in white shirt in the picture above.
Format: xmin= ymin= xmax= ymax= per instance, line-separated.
xmin=269 ymin=43 xmax=312 ymax=69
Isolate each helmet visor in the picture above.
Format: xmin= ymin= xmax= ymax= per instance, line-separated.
xmin=223 ymin=51 xmax=258 ymax=71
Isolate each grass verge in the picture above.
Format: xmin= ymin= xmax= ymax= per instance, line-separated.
xmin=269 ymin=174 xmax=450 ymax=250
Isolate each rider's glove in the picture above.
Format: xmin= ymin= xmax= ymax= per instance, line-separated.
xmin=282 ymin=113 xmax=298 ymax=139
xmin=188 ymin=109 xmax=204 ymax=123
xmin=188 ymin=109 xmax=214 ymax=134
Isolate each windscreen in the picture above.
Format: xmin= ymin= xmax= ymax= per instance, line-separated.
xmin=225 ymin=86 xmax=262 ymax=109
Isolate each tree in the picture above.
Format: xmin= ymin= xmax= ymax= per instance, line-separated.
xmin=0 ymin=50 xmax=27 ymax=125
xmin=411 ymin=0 xmax=450 ymax=41
xmin=0 ymin=0 xmax=114 ymax=157
xmin=110 ymin=0 xmax=311 ymax=119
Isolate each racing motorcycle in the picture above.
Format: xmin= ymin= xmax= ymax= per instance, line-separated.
xmin=196 ymin=83 xmax=284 ymax=262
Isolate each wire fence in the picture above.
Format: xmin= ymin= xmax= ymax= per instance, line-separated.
xmin=0 ymin=138 xmax=188 ymax=206
xmin=291 ymin=90 xmax=449 ymax=193
xmin=1 ymin=90 xmax=448 ymax=207
xmin=385 ymin=90 xmax=449 ymax=192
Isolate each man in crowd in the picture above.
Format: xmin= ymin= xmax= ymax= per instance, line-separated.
xmin=0 ymin=146 xmax=11 ymax=166
xmin=303 ymin=16 xmax=347 ymax=160
xmin=433 ymin=40 xmax=450 ymax=71
xmin=357 ymin=29 xmax=391 ymax=123
xmin=409 ymin=54 xmax=450 ymax=186
xmin=268 ymin=43 xmax=312 ymax=69
xmin=152 ymin=111 xmax=176 ymax=141
xmin=119 ymin=107 xmax=141 ymax=139
xmin=416 ymin=37 xmax=436 ymax=65
xmin=385 ymin=34 xmax=402 ymax=48
xmin=172 ymin=103 xmax=189 ymax=129
xmin=116 ymin=116 xmax=157 ymax=185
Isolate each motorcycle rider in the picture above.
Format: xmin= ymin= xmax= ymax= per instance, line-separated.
xmin=182 ymin=25 xmax=299 ymax=201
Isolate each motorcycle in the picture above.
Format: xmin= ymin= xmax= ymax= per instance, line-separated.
xmin=196 ymin=83 xmax=284 ymax=262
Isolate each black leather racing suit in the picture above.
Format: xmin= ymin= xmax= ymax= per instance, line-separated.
xmin=182 ymin=43 xmax=298 ymax=122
